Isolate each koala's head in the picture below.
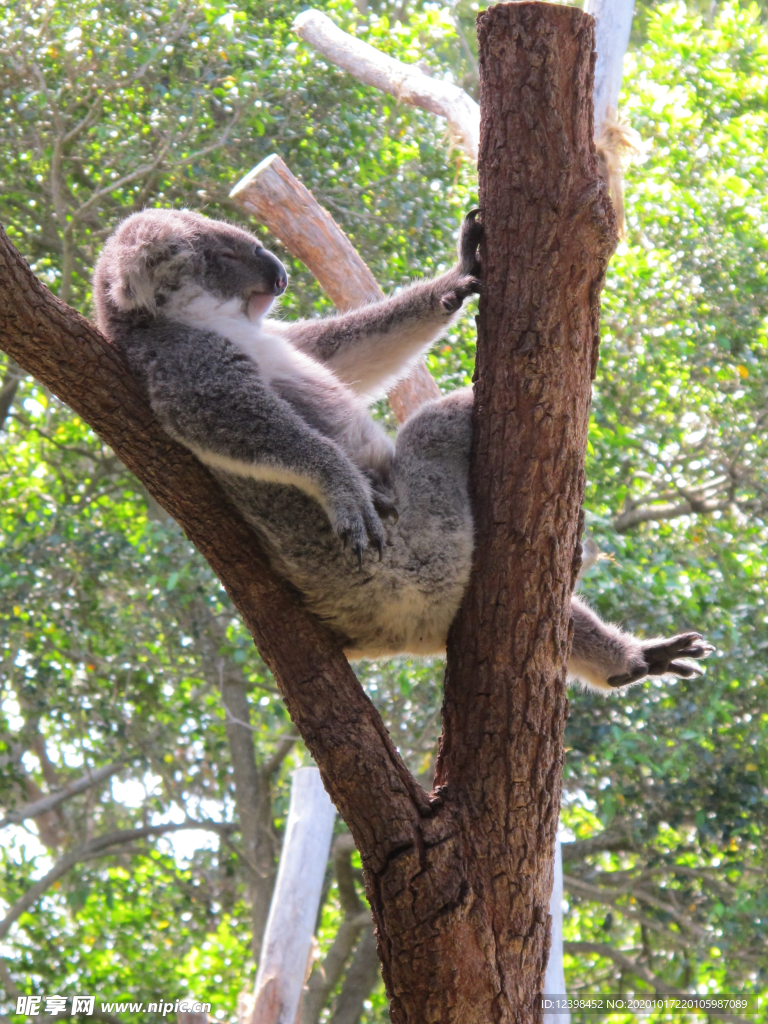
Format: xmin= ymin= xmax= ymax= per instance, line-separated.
xmin=93 ymin=209 xmax=288 ymax=331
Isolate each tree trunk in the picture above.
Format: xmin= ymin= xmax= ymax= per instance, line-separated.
xmin=366 ymin=6 xmax=615 ymax=1022
xmin=0 ymin=4 xmax=614 ymax=1020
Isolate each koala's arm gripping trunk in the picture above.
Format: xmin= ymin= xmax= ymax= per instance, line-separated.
xmin=279 ymin=215 xmax=482 ymax=400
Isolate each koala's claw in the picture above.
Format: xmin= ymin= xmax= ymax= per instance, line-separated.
xmin=607 ymin=632 xmax=715 ymax=688
xmin=438 ymin=210 xmax=484 ymax=313
xmin=441 ymin=276 xmax=482 ymax=313
xmin=333 ymin=495 xmax=386 ymax=570
xmin=459 ymin=208 xmax=483 ymax=277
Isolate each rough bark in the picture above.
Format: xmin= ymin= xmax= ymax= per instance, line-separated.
xmin=230 ymin=154 xmax=439 ymax=423
xmin=0 ymin=4 xmax=614 ymax=1020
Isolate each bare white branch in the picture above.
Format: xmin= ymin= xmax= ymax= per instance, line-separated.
xmin=293 ymin=10 xmax=479 ymax=161
xmin=584 ymin=0 xmax=636 ymax=132
xmin=249 ymin=769 xmax=335 ymax=1024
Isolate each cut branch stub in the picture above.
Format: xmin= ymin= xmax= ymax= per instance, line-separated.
xmin=230 ymin=154 xmax=439 ymax=423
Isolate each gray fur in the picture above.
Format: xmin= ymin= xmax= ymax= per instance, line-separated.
xmin=93 ymin=208 xmax=713 ymax=692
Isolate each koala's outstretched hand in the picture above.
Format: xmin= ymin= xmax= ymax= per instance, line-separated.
xmin=607 ymin=632 xmax=715 ymax=688
xmin=440 ymin=209 xmax=483 ymax=313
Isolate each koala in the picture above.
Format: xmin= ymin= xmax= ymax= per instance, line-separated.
xmin=93 ymin=208 xmax=713 ymax=692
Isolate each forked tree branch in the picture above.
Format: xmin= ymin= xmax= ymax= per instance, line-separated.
xmin=1 ymin=6 xmax=615 ymax=1016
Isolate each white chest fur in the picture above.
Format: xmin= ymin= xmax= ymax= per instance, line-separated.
xmin=165 ymin=288 xmax=336 ymax=389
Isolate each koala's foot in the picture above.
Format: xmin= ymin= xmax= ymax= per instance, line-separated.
xmin=440 ymin=209 xmax=483 ymax=313
xmin=607 ymin=632 xmax=715 ymax=688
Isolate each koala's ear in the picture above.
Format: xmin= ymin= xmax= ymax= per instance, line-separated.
xmin=109 ymin=220 xmax=193 ymax=312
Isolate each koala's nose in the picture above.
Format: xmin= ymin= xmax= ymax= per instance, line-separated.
xmin=259 ymin=250 xmax=288 ymax=296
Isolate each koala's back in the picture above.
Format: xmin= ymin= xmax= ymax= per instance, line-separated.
xmin=212 ymin=389 xmax=475 ymax=658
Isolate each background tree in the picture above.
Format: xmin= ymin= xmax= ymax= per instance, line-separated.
xmin=0 ymin=0 xmax=766 ymax=1021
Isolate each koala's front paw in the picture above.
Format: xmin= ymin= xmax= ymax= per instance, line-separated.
xmin=440 ymin=210 xmax=483 ymax=313
xmin=607 ymin=632 xmax=715 ymax=688
xmin=330 ymin=493 xmax=386 ymax=570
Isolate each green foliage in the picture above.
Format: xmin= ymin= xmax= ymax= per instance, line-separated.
xmin=0 ymin=0 xmax=767 ymax=1020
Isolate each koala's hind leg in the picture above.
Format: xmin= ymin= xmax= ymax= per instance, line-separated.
xmin=381 ymin=388 xmax=476 ymax=652
xmin=392 ymin=389 xmax=716 ymax=681
xmin=569 ymin=595 xmax=714 ymax=693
